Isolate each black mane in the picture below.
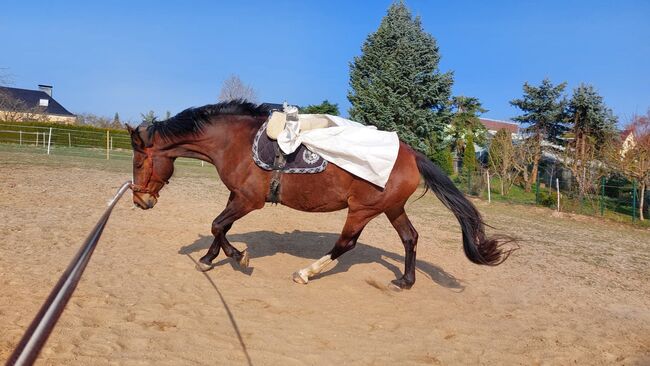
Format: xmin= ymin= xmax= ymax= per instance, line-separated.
xmin=147 ymin=100 xmax=270 ymax=140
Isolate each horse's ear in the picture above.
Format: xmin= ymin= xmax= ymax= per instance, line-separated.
xmin=126 ymin=124 xmax=145 ymax=149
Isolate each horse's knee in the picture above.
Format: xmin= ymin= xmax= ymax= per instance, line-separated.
xmin=211 ymin=222 xmax=226 ymax=237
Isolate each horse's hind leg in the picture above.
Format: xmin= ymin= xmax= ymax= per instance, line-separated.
xmin=386 ymin=206 xmax=418 ymax=290
xmin=292 ymin=207 xmax=377 ymax=284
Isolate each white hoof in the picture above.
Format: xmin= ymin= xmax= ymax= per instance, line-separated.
xmin=237 ymin=250 xmax=250 ymax=268
xmin=292 ymin=271 xmax=309 ymax=284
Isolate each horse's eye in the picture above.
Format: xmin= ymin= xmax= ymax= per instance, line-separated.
xmin=135 ymin=161 xmax=144 ymax=169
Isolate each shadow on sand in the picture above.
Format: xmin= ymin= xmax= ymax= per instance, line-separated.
xmin=178 ymin=230 xmax=464 ymax=291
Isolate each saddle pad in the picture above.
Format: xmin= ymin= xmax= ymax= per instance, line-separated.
xmin=252 ymin=121 xmax=327 ymax=173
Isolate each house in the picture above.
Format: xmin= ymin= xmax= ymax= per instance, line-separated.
xmin=479 ymin=118 xmax=521 ymax=140
xmin=620 ymin=129 xmax=635 ymax=156
xmin=0 ymin=85 xmax=76 ymax=124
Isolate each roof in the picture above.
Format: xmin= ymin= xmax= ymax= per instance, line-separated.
xmin=0 ymin=86 xmax=75 ymax=117
xmin=479 ymin=118 xmax=519 ymax=134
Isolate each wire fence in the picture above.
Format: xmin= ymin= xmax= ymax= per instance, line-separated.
xmin=457 ymin=168 xmax=649 ymax=226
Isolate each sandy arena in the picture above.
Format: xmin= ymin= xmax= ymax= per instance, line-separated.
xmin=1 ymin=149 xmax=649 ymax=365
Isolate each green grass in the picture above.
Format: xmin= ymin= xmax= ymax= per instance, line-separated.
xmin=0 ymin=121 xmax=131 ymax=150
xmin=0 ymin=143 xmax=217 ymax=179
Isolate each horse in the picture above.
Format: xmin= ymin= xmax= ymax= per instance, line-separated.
xmin=127 ymin=100 xmax=513 ymax=289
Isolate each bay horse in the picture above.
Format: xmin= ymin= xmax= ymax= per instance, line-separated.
xmin=127 ymin=100 xmax=512 ymax=289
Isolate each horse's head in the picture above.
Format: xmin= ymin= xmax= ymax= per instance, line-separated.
xmin=126 ymin=124 xmax=174 ymax=210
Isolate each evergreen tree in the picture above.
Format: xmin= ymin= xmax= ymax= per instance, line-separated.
xmin=446 ymin=95 xmax=488 ymax=159
xmin=348 ymin=2 xmax=453 ymax=152
xmin=567 ymin=84 xmax=617 ymax=146
xmin=111 ymin=112 xmax=121 ymax=128
xmin=434 ymin=146 xmax=454 ymax=176
xmin=510 ymin=78 xmax=567 ymax=191
xmin=425 ymin=133 xmax=454 ymax=175
xmin=140 ymin=110 xmax=158 ymax=124
xmin=564 ymin=84 xmax=618 ymax=199
xmin=462 ymin=134 xmax=477 ymax=176
xmin=301 ymin=100 xmax=340 ymax=115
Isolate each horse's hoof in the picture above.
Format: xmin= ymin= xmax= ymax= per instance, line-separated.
xmin=389 ymin=278 xmax=413 ymax=291
xmin=237 ymin=250 xmax=249 ymax=268
xmin=195 ymin=261 xmax=214 ymax=272
xmin=292 ymin=271 xmax=309 ymax=284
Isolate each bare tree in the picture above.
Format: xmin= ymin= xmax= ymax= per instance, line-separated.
xmin=488 ymin=129 xmax=517 ymax=195
xmin=511 ymin=139 xmax=536 ymax=190
xmin=0 ymin=93 xmax=47 ymax=122
xmin=0 ymin=68 xmax=49 ymax=122
xmin=607 ymin=111 xmax=650 ymax=220
xmin=218 ymin=74 xmax=257 ymax=103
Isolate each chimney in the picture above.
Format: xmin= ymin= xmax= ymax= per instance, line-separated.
xmin=38 ymin=84 xmax=53 ymax=97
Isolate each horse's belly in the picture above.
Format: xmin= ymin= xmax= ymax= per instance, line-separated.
xmin=278 ymin=169 xmax=352 ymax=212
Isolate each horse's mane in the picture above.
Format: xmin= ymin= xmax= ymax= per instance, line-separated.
xmin=147 ymin=100 xmax=270 ymax=140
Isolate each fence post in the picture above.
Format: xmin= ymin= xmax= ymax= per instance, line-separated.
xmin=486 ymin=170 xmax=491 ymax=203
xmin=600 ymin=176 xmax=605 ymax=216
xmin=632 ymin=179 xmax=637 ymax=222
xmin=68 ymin=133 xmax=71 ymax=148
xmin=535 ymin=169 xmax=540 ymax=204
xmin=106 ymin=131 xmax=110 ymax=160
xmin=35 ymin=131 xmax=38 ymax=146
xmin=556 ymin=178 xmax=560 ymax=212
xmin=19 ymin=130 xmax=22 ymax=145
xmin=47 ymin=128 xmax=52 ymax=155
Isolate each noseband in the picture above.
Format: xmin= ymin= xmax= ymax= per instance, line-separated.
xmin=130 ymin=148 xmax=168 ymax=198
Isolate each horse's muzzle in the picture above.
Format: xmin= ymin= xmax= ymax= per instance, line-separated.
xmin=133 ymin=192 xmax=157 ymax=210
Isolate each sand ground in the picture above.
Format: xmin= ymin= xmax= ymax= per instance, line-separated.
xmin=1 ymin=149 xmax=649 ymax=365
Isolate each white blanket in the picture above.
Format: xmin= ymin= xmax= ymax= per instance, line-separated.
xmin=276 ymin=115 xmax=399 ymax=188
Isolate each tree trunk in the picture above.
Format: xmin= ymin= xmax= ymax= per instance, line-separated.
xmin=527 ymin=160 xmax=539 ymax=193
xmin=640 ymin=181 xmax=646 ymax=221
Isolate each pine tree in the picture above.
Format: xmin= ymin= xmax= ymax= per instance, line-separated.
xmin=426 ymin=133 xmax=454 ymax=175
xmin=462 ymin=134 xmax=477 ymax=176
xmin=348 ymin=2 xmax=453 ymax=152
xmin=434 ymin=146 xmax=454 ymax=176
xmin=447 ymin=96 xmax=488 ymax=159
xmin=110 ymin=112 xmax=122 ymax=129
xmin=140 ymin=110 xmax=158 ymax=124
xmin=301 ymin=100 xmax=340 ymax=115
xmin=567 ymin=84 xmax=617 ymax=147
xmin=565 ymin=84 xmax=618 ymax=199
xmin=510 ymin=78 xmax=567 ymax=191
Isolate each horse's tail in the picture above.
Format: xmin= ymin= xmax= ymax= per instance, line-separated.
xmin=414 ymin=151 xmax=515 ymax=265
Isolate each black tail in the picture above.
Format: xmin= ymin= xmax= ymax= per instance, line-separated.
xmin=415 ymin=152 xmax=515 ymax=265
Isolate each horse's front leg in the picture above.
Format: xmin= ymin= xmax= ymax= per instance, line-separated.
xmin=197 ymin=193 xmax=259 ymax=271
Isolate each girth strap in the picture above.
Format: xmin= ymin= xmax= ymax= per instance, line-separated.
xmin=266 ymin=144 xmax=286 ymax=204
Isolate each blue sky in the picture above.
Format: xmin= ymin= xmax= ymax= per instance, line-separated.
xmin=1 ymin=0 xmax=648 ymax=125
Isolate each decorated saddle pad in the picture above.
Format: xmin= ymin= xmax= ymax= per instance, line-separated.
xmin=252 ymin=122 xmax=327 ymax=173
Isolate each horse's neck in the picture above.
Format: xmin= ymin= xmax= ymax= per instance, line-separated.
xmin=160 ymin=116 xmax=260 ymax=165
